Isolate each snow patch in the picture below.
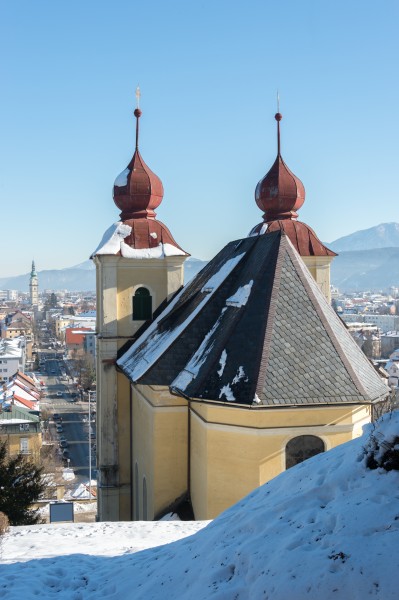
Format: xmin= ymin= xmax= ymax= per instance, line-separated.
xmin=226 ymin=280 xmax=253 ymax=307
xmin=92 ymin=223 xmax=187 ymax=258
xmin=247 ymin=222 xmax=268 ymax=237
xmin=217 ymin=349 xmax=227 ymax=377
xmin=232 ymin=365 xmax=246 ymax=384
xmin=172 ymin=309 xmax=227 ymax=391
xmin=120 ymin=242 xmax=163 ymax=259
xmin=219 ymin=383 xmax=235 ymax=402
xmin=92 ymin=222 xmax=132 ymax=256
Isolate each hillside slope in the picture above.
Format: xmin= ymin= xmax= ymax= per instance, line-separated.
xmin=2 ymin=412 xmax=399 ymax=599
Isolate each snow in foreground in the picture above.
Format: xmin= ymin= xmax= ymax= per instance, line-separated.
xmin=1 ymin=412 xmax=399 ymax=599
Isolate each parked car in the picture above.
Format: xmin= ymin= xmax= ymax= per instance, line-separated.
xmin=56 ymin=391 xmax=63 ymax=397
xmin=59 ymin=440 xmax=69 ymax=448
xmin=56 ymin=424 xmax=63 ymax=433
xmin=53 ymin=413 xmax=61 ymax=421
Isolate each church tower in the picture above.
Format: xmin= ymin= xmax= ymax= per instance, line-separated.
xmin=29 ymin=260 xmax=39 ymax=308
xmin=92 ymin=94 xmax=188 ymax=521
xmin=251 ymin=112 xmax=336 ymax=301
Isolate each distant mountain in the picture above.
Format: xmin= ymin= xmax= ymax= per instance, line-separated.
xmin=184 ymin=258 xmax=208 ymax=283
xmin=330 ymin=247 xmax=399 ymax=292
xmin=0 ymin=258 xmax=208 ymax=292
xmin=3 ymin=222 xmax=399 ymax=293
xmin=328 ymin=223 xmax=399 ymax=252
xmin=0 ymin=265 xmax=96 ymax=293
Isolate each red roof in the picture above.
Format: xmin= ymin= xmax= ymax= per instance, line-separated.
xmin=251 ymin=220 xmax=336 ymax=257
xmin=13 ymin=394 xmax=36 ymax=410
xmin=65 ymin=327 xmax=93 ymax=346
xmin=121 ymin=218 xmax=187 ymax=253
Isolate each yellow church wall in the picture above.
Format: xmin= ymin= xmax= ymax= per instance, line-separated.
xmin=190 ymin=402 xmax=371 ymax=519
xmin=302 ymin=256 xmax=334 ymax=303
xmin=116 ymin=371 xmax=132 ymax=520
xmin=116 ymin=257 xmax=185 ymax=338
xmin=95 ymin=252 xmax=185 ymax=522
xmin=133 ymin=385 xmax=188 ymax=520
xmin=192 ymin=401 xmax=371 ymax=430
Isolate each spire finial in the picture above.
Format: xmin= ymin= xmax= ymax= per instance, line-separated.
xmin=134 ymin=85 xmax=142 ymax=150
xmin=275 ymin=94 xmax=282 ymax=156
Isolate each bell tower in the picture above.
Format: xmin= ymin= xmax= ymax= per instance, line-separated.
xmin=92 ymin=92 xmax=188 ymax=520
xmin=29 ymin=260 xmax=39 ymax=308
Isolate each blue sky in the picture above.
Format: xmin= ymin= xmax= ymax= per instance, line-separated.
xmin=1 ymin=0 xmax=398 ymax=277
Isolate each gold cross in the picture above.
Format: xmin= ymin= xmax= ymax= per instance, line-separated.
xmin=136 ymin=85 xmax=141 ymax=109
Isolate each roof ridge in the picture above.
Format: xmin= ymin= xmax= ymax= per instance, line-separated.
xmin=285 ymin=239 xmax=385 ymax=401
xmin=255 ymin=234 xmax=287 ymax=398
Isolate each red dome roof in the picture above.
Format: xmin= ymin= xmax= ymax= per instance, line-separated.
xmin=122 ymin=218 xmax=187 ymax=253
xmin=251 ymin=220 xmax=336 ymax=257
xmin=255 ymin=113 xmax=305 ymax=221
xmin=113 ymin=108 xmax=164 ymax=220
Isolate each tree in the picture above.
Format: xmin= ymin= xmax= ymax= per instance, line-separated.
xmin=74 ymin=352 xmax=96 ymax=390
xmin=0 ymin=441 xmax=45 ymax=525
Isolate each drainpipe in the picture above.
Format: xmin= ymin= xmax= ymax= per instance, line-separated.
xmin=170 ymin=386 xmax=191 ymax=505
xmin=187 ymin=399 xmax=191 ymax=503
xmin=129 ymin=383 xmax=133 ymax=520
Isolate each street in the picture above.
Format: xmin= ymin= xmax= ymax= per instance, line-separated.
xmin=39 ymin=352 xmax=96 ymax=484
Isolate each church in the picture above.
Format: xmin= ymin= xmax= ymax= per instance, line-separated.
xmin=92 ymin=102 xmax=388 ymax=522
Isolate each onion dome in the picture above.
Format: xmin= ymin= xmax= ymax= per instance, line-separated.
xmin=252 ymin=112 xmax=336 ymax=257
xmin=113 ymin=107 xmax=164 ymax=220
xmin=255 ymin=113 xmax=305 ymax=221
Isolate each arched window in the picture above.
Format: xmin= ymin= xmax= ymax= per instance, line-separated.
xmin=143 ymin=476 xmax=148 ymax=520
xmin=133 ymin=287 xmax=152 ymax=321
xmin=285 ymin=435 xmax=325 ymax=469
xmin=134 ymin=463 xmax=139 ymax=520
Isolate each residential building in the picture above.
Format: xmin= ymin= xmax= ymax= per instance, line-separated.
xmin=65 ymin=327 xmax=94 ymax=356
xmin=0 ymin=405 xmax=42 ymax=461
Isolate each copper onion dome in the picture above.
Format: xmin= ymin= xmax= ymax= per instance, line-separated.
xmin=255 ymin=113 xmax=305 ymax=221
xmin=113 ymin=107 xmax=164 ymax=220
xmin=252 ymin=112 xmax=336 ymax=258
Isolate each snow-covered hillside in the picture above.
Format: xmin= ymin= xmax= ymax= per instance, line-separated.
xmin=1 ymin=412 xmax=399 ymax=599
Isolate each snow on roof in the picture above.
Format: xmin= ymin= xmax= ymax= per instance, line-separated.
xmin=3 ymin=411 xmax=399 ymax=598
xmin=118 ymin=253 xmax=245 ymax=381
xmin=0 ymin=418 xmax=33 ymax=424
xmin=92 ymin=222 xmax=187 ymax=259
xmin=225 ymin=280 xmax=253 ymax=307
xmin=172 ymin=308 xmax=227 ymax=391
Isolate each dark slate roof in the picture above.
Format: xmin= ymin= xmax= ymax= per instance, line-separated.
xmin=117 ymin=231 xmax=388 ymax=406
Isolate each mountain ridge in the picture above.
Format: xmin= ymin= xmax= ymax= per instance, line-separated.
xmin=1 ymin=223 xmax=398 ymax=292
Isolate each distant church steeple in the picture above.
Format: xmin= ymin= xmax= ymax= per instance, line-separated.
xmin=29 ymin=260 xmax=38 ymax=307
